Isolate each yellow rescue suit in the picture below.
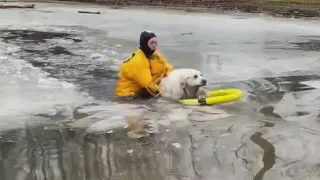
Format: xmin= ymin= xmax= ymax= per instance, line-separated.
xmin=115 ymin=48 xmax=173 ymax=97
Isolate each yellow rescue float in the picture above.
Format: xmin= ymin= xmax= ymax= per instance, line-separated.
xmin=179 ymin=88 xmax=243 ymax=106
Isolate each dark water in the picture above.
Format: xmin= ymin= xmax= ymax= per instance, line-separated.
xmin=250 ymin=132 xmax=275 ymax=180
xmin=0 ymin=29 xmax=119 ymax=101
xmin=1 ymin=29 xmax=320 ymax=180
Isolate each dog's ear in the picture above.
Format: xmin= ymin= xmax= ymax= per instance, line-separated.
xmin=179 ymin=76 xmax=187 ymax=89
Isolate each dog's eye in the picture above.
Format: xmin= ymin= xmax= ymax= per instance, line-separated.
xmin=193 ymin=75 xmax=198 ymax=79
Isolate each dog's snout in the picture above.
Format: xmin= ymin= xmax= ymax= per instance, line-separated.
xmin=202 ymin=79 xmax=207 ymax=85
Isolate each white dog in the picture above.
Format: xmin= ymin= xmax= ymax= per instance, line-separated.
xmin=159 ymin=68 xmax=208 ymax=101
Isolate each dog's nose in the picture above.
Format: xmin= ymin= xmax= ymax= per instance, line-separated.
xmin=202 ymin=79 xmax=207 ymax=85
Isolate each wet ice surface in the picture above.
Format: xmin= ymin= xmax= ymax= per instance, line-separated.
xmin=1 ymin=2 xmax=320 ymax=180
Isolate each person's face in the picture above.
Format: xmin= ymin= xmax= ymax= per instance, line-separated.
xmin=148 ymin=37 xmax=157 ymax=51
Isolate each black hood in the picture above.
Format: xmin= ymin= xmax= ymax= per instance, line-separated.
xmin=139 ymin=31 xmax=156 ymax=58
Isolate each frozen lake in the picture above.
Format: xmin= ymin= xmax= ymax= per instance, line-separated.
xmin=1 ymin=2 xmax=320 ymax=180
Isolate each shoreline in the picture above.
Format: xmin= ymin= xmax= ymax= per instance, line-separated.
xmin=9 ymin=0 xmax=320 ymax=19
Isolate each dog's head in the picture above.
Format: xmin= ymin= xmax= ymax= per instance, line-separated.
xmin=179 ymin=69 xmax=207 ymax=98
xmin=180 ymin=69 xmax=207 ymax=88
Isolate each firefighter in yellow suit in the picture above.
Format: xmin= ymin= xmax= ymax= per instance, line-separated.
xmin=115 ymin=31 xmax=174 ymax=99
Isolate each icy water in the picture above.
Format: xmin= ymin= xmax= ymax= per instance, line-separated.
xmin=1 ymin=2 xmax=320 ymax=180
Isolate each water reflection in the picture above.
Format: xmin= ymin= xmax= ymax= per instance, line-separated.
xmin=0 ymin=125 xmax=198 ymax=180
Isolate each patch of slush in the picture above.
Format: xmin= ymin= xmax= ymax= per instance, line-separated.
xmin=71 ymin=99 xmax=235 ymax=134
xmin=73 ymin=103 xmax=144 ymax=131
xmin=301 ymin=80 xmax=320 ymax=89
xmin=273 ymin=89 xmax=320 ymax=121
xmin=0 ymin=42 xmax=94 ymax=130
